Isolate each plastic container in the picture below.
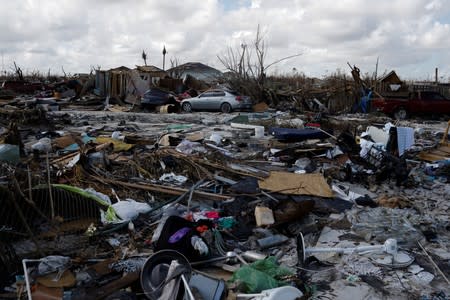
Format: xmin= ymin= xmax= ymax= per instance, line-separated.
xmin=241 ymin=251 xmax=267 ymax=262
xmin=254 ymin=126 xmax=264 ymax=138
xmin=257 ymin=234 xmax=289 ymax=249
xmin=254 ymin=207 xmax=275 ymax=226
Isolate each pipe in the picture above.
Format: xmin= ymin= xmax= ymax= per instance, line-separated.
xmin=180 ymin=274 xmax=195 ymax=300
xmin=23 ymin=259 xmax=44 ymax=300
xmin=236 ymin=293 xmax=264 ymax=299
xmin=305 ymin=245 xmax=384 ymax=255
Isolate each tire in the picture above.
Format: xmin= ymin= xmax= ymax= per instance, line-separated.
xmin=182 ymin=102 xmax=192 ymax=113
xmin=220 ymin=102 xmax=232 ymax=113
xmin=393 ymin=107 xmax=408 ymax=120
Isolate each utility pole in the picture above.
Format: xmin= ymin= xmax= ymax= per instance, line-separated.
xmin=142 ymin=50 xmax=147 ymax=66
xmin=1 ymin=51 xmax=4 ymax=77
xmin=374 ymin=57 xmax=379 ymax=81
xmin=162 ymin=45 xmax=167 ymax=71
xmin=374 ymin=56 xmax=379 ymax=90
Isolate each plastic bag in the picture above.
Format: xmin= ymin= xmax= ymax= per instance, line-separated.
xmin=191 ymin=236 xmax=209 ymax=255
xmin=175 ymin=140 xmax=206 ymax=155
xmin=31 ymin=138 xmax=52 ymax=153
xmin=159 ymin=172 xmax=188 ymax=184
xmin=112 ymin=199 xmax=151 ymax=221
xmin=229 ymin=257 xmax=293 ymax=293
xmin=38 ymin=256 xmax=71 ymax=275
xmin=250 ymin=256 xmax=293 ymax=278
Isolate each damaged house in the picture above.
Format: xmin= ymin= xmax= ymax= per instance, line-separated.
xmin=94 ymin=65 xmax=170 ymax=103
xmin=376 ymin=70 xmax=405 ymax=96
xmin=167 ymin=62 xmax=222 ymax=84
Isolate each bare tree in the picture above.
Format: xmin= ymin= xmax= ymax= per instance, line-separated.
xmin=89 ymin=65 xmax=101 ymax=76
xmin=217 ymin=24 xmax=302 ymax=103
xmin=169 ymin=57 xmax=184 ymax=79
xmin=61 ymin=66 xmax=67 ymax=79
xmin=13 ymin=61 xmax=24 ymax=81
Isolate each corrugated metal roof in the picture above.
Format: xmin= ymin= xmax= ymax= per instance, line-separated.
xmin=135 ymin=65 xmax=165 ymax=73
xmin=167 ymin=62 xmax=221 ymax=74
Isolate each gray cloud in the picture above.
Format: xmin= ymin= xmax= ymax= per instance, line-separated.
xmin=0 ymin=0 xmax=449 ymax=79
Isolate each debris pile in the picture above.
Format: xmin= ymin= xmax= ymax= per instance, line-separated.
xmin=0 ymin=69 xmax=449 ymax=299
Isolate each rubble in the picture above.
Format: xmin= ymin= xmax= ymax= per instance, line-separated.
xmin=0 ymin=69 xmax=449 ymax=300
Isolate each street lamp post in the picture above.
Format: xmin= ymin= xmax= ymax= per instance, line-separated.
xmin=162 ymin=45 xmax=167 ymax=71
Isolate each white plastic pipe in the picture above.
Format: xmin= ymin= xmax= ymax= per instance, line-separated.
xmin=236 ymin=293 xmax=264 ymax=299
xmin=22 ymin=259 xmax=43 ymax=300
xmin=180 ymin=274 xmax=195 ymax=300
xmin=305 ymin=239 xmax=397 ymax=256
xmin=305 ymin=245 xmax=385 ymax=255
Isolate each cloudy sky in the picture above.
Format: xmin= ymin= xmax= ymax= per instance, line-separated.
xmin=1 ymin=0 xmax=450 ymax=80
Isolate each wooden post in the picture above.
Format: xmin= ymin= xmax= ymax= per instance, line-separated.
xmin=6 ymin=190 xmax=44 ymax=256
xmin=27 ymin=166 xmax=32 ymax=203
xmin=162 ymin=45 xmax=167 ymax=71
xmin=46 ymin=153 xmax=54 ymax=219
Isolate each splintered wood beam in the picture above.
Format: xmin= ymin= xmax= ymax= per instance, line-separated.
xmin=90 ymin=175 xmax=230 ymax=201
xmin=5 ymin=189 xmax=44 ymax=256
xmin=162 ymin=148 xmax=266 ymax=179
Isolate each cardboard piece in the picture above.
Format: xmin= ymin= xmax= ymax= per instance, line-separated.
xmin=185 ymin=132 xmax=205 ymax=142
xmin=258 ymin=171 xmax=333 ymax=198
xmin=96 ymin=137 xmax=134 ymax=152
xmin=54 ymin=135 xmax=77 ymax=149
xmin=31 ymin=284 xmax=63 ymax=300
xmin=253 ymin=102 xmax=269 ymax=112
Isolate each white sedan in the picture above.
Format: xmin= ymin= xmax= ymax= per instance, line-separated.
xmin=181 ymin=89 xmax=252 ymax=113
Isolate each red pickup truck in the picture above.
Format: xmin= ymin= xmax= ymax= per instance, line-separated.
xmin=371 ymin=91 xmax=450 ymax=119
xmin=1 ymin=80 xmax=48 ymax=94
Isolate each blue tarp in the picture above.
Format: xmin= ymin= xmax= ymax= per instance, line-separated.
xmin=269 ymin=127 xmax=329 ymax=142
xmin=360 ymin=90 xmax=373 ymax=113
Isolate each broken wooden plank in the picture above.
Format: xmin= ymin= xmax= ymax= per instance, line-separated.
xmin=91 ymin=175 xmax=230 ymax=201
xmin=417 ymin=152 xmax=449 ymax=162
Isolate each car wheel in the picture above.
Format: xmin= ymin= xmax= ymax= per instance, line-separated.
xmin=220 ymin=102 xmax=232 ymax=113
xmin=393 ymin=107 xmax=408 ymax=120
xmin=182 ymin=102 xmax=192 ymax=113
